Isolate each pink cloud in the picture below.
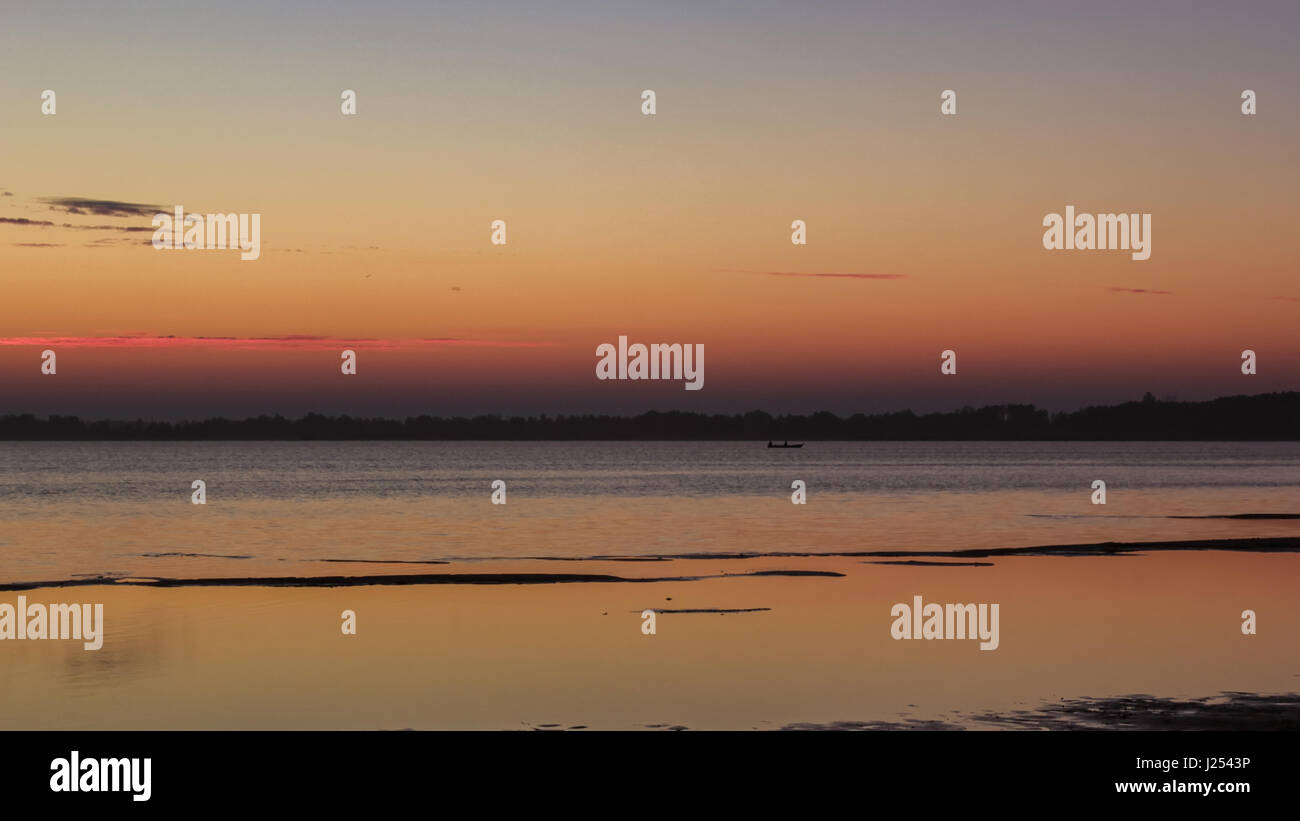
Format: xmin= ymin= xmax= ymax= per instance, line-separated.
xmin=0 ymin=334 xmax=555 ymax=351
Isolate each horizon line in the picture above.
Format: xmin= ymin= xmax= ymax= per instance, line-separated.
xmin=1 ymin=390 xmax=1294 ymax=427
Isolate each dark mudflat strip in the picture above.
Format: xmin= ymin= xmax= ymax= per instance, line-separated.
xmin=970 ymin=692 xmax=1300 ymax=731
xmin=525 ymin=556 xmax=671 ymax=562
xmin=867 ymin=560 xmax=994 ymax=567
xmin=1169 ymin=513 xmax=1300 ymax=519
xmin=640 ymin=724 xmax=690 ymax=731
xmin=547 ymin=536 xmax=1300 ymax=562
xmin=782 ymin=691 xmax=1300 ymax=731
xmin=138 ymin=552 xmax=254 ymax=560
xmin=784 ymin=719 xmax=966 ymax=731
xmin=317 ymin=558 xmax=451 ymax=565
xmin=272 ymin=534 xmax=1300 ymax=569
xmin=883 ymin=536 xmax=1300 ymax=559
xmin=632 ymin=607 xmax=772 ymax=614
xmin=0 ymin=568 xmax=843 ymax=591
xmin=742 ymin=569 xmax=847 ymax=577
xmin=10 ymin=537 xmax=1295 ymax=591
xmin=0 ymin=573 xmax=631 ymax=590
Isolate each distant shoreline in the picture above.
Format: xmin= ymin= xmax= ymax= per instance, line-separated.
xmin=1 ymin=391 xmax=1297 ymax=440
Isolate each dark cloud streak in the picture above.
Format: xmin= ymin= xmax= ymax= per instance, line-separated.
xmin=1 ymin=216 xmax=152 ymax=234
xmin=36 ymin=196 xmax=164 ymax=218
xmin=1109 ymin=287 xmax=1173 ymax=295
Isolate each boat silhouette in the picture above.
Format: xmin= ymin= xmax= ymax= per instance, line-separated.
xmin=767 ymin=440 xmax=804 ymax=448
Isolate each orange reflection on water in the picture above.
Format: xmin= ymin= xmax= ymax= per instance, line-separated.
xmin=0 ymin=550 xmax=1295 ymax=729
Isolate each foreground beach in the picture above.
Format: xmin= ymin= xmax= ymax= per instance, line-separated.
xmin=2 ymin=545 xmax=1297 ymax=730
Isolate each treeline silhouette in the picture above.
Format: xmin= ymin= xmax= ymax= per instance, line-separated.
xmin=1 ymin=392 xmax=1296 ymax=441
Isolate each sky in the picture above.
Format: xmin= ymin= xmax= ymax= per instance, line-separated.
xmin=1 ymin=0 xmax=1298 ymax=419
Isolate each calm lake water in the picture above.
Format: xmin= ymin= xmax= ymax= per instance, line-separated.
xmin=0 ymin=441 xmax=1297 ymax=729
xmin=0 ymin=440 xmax=1297 ymax=582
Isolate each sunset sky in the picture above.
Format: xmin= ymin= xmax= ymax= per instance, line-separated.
xmin=2 ymin=0 xmax=1297 ymax=419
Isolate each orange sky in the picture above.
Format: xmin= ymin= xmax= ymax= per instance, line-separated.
xmin=1 ymin=1 xmax=1297 ymax=417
